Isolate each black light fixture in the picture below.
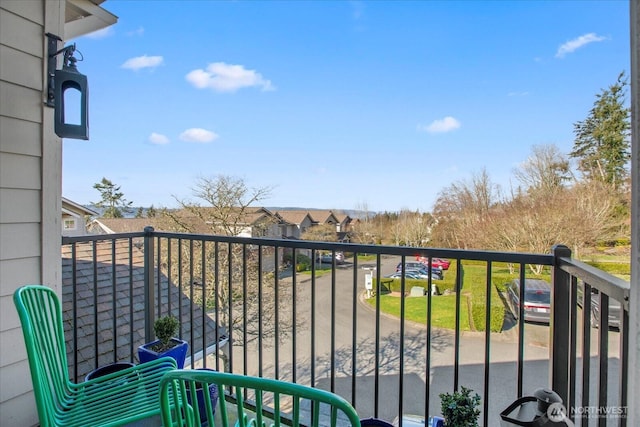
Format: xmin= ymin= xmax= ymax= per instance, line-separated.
xmin=46 ymin=33 xmax=89 ymax=140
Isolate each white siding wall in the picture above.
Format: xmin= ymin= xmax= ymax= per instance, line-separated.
xmin=0 ymin=1 xmax=63 ymax=425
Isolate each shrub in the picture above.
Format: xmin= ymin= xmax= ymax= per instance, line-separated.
xmin=154 ymin=316 xmax=179 ymax=351
xmin=440 ymin=386 xmax=481 ymax=427
xmin=585 ymin=261 xmax=630 ymax=275
xmin=470 ymin=300 xmax=504 ymax=332
xmin=373 ymin=278 xmax=429 ymax=293
xmin=295 ymin=254 xmax=311 ymax=272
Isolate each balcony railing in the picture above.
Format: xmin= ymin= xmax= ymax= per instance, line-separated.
xmin=61 ymin=228 xmax=630 ymax=426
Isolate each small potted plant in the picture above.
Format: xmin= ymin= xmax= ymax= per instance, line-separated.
xmin=138 ymin=315 xmax=189 ymax=368
xmin=439 ymin=386 xmax=481 ymax=427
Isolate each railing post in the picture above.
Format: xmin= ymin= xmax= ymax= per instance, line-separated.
xmin=628 ymin=1 xmax=640 ymax=425
xmin=550 ymin=244 xmax=572 ymax=408
xmin=143 ymin=226 xmax=156 ymax=344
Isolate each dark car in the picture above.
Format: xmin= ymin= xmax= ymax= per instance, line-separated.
xmin=406 ymin=267 xmax=444 ymax=281
xmin=505 ymin=279 xmax=551 ymax=324
xmin=317 ymin=251 xmax=344 ymax=264
xmin=577 ymin=286 xmax=622 ymax=329
xmin=396 ymin=262 xmax=443 ymax=279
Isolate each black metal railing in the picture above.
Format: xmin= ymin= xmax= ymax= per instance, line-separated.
xmin=61 ymin=230 xmax=630 ymax=426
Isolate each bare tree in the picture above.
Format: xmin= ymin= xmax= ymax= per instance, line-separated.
xmin=431 ymin=169 xmax=502 ymax=249
xmin=158 ymin=175 xmax=300 ymax=371
xmin=513 ymin=144 xmax=572 ymax=197
xmin=301 ymin=223 xmax=338 ymax=242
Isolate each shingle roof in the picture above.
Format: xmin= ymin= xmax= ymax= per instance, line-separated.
xmin=61 ymin=240 xmax=225 ymax=381
xmin=307 ymin=210 xmax=338 ymax=223
xmin=89 ymin=218 xmax=152 ymax=233
xmin=89 ymin=207 xmax=284 ymax=235
xmin=275 ymin=210 xmax=313 ymax=225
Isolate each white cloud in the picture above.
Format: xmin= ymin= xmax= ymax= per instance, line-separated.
xmin=419 ymin=116 xmax=461 ymax=134
xmin=185 ymin=62 xmax=274 ymax=93
xmin=350 ymin=1 xmax=365 ymax=20
xmin=179 ymin=128 xmax=219 ymax=143
xmin=149 ymin=133 xmax=170 ymax=145
xmin=127 ymin=27 xmax=145 ymax=37
xmin=555 ymin=33 xmax=607 ymax=58
xmin=508 ymin=91 xmax=530 ymax=97
xmin=121 ymin=55 xmax=164 ymax=71
xmin=84 ymin=27 xmax=114 ymax=39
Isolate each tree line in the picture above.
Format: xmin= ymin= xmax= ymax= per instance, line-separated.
xmin=352 ymin=72 xmax=631 ymax=258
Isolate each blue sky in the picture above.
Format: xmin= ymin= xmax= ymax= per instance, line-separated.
xmin=62 ymin=0 xmax=630 ymax=213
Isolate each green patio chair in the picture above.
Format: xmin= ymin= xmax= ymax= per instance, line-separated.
xmin=14 ymin=284 xmax=177 ymax=427
xmin=159 ymin=370 xmax=362 ymax=427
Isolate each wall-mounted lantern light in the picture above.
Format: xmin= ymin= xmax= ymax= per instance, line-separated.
xmin=46 ymin=33 xmax=89 ymax=140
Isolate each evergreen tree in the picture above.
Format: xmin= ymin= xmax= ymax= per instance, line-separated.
xmin=92 ymin=177 xmax=133 ymax=218
xmin=570 ymin=72 xmax=630 ymax=190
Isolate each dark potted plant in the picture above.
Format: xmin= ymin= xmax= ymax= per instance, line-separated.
xmin=138 ymin=315 xmax=188 ymax=368
xmin=439 ymin=386 xmax=481 ymax=427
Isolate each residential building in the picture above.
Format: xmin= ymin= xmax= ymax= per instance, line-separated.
xmin=61 ymin=197 xmax=97 ymax=236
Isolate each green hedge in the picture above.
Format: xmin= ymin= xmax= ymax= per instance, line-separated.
xmin=469 ymin=292 xmax=505 ymax=332
xmin=373 ymin=278 xmax=427 ymax=293
xmin=295 ymin=254 xmax=311 ymax=272
xmin=585 ymin=261 xmax=630 ymax=275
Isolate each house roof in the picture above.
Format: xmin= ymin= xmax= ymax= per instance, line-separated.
xmin=332 ymin=212 xmax=351 ymax=224
xmin=64 ymin=0 xmax=118 ymax=39
xmin=62 ymin=197 xmax=99 ymax=216
xmin=89 ymin=218 xmax=152 ymax=234
xmin=61 ymin=240 xmax=225 ymax=380
xmin=275 ymin=210 xmax=314 ymax=225
xmin=89 ymin=207 xmax=287 ymax=235
xmin=307 ymin=210 xmax=339 ymax=224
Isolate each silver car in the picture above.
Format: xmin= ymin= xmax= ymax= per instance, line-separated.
xmin=506 ymin=279 xmax=551 ymax=324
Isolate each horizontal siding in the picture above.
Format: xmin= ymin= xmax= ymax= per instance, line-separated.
xmin=0 ymin=7 xmax=43 ymax=57
xmin=0 ymin=359 xmax=36 ymax=422
xmin=0 ymin=390 xmax=36 ymax=427
xmin=0 ymin=116 xmax=41 ymax=157
xmin=0 ymin=0 xmax=43 ymax=26
xmin=0 ymin=257 xmax=41 ymax=297
xmin=0 ymin=314 xmax=27 ymax=364
xmin=0 ymin=189 xmax=41 ymax=223
xmin=0 ymin=81 xmax=43 ymax=123
xmin=0 ymin=223 xmax=41 ymax=260
xmin=0 ymin=45 xmax=42 ymax=91
xmin=0 ymin=152 xmax=41 ymax=189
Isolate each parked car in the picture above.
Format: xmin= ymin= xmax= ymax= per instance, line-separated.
xmin=406 ymin=267 xmax=443 ymax=280
xmin=416 ymin=256 xmax=450 ymax=270
xmin=396 ymin=262 xmax=443 ymax=279
xmin=386 ymin=271 xmax=425 ymax=280
xmin=317 ymin=251 xmax=345 ymax=264
xmin=505 ymin=279 xmax=551 ymax=324
xmin=577 ymin=285 xmax=622 ymax=329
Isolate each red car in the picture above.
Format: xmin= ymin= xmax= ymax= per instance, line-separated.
xmin=416 ymin=256 xmax=450 ymax=270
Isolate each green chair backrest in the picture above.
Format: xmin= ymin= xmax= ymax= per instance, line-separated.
xmin=14 ymin=285 xmax=73 ymax=426
xmin=160 ymin=370 xmax=362 ymax=427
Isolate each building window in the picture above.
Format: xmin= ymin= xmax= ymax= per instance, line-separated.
xmin=63 ymin=218 xmax=77 ymax=231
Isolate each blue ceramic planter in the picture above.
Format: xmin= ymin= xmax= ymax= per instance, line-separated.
xmin=187 ymin=368 xmax=219 ymax=424
xmin=138 ymin=338 xmax=188 ymax=368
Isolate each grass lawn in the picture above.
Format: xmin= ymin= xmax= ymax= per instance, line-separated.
xmin=368 ymin=260 xmax=554 ymax=332
xmin=367 ymin=293 xmax=472 ymax=331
